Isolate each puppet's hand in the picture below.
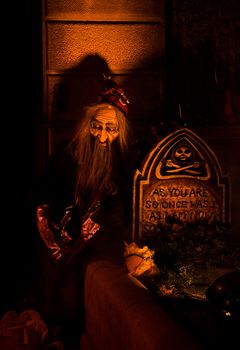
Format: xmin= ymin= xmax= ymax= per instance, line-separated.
xmin=124 ymin=242 xmax=160 ymax=277
xmin=36 ymin=204 xmax=63 ymax=261
xmin=125 ymin=255 xmax=144 ymax=274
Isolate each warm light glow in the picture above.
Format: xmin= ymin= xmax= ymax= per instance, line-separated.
xmin=47 ymin=23 xmax=162 ymax=72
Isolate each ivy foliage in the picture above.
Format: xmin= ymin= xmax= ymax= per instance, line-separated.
xmin=138 ymin=217 xmax=240 ymax=299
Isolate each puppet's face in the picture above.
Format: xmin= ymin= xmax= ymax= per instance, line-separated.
xmin=90 ymin=106 xmax=119 ymax=147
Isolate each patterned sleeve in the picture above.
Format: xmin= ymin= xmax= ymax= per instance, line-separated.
xmin=36 ymin=204 xmax=73 ymax=261
xmin=36 ymin=200 xmax=102 ymax=261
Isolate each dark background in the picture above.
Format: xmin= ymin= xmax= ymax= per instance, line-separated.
xmin=2 ymin=0 xmax=42 ymax=313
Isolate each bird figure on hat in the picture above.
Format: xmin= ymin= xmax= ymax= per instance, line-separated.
xmin=99 ymin=74 xmax=130 ymax=117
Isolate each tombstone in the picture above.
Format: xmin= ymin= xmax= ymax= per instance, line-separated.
xmin=133 ymin=128 xmax=230 ymax=241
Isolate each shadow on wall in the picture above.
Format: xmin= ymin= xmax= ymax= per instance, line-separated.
xmin=50 ymin=52 xmax=165 ymax=159
xmin=51 ymin=54 xmax=112 ymax=122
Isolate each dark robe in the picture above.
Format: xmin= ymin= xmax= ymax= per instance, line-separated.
xmin=28 ymin=141 xmax=133 ymax=324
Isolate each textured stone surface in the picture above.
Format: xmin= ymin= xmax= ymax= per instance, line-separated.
xmin=47 ymin=23 xmax=163 ymax=71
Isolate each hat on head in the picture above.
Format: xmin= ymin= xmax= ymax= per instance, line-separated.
xmin=99 ymin=74 xmax=130 ymax=116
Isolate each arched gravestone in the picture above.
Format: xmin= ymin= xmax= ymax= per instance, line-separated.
xmin=133 ymin=128 xmax=230 ymax=241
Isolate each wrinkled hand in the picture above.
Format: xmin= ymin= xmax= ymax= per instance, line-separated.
xmin=125 ymin=255 xmax=144 ymax=275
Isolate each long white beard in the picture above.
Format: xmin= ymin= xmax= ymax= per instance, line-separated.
xmin=80 ymin=138 xmax=117 ymax=199
xmin=90 ymin=139 xmax=112 ymax=188
xmin=75 ymin=137 xmax=117 ymax=203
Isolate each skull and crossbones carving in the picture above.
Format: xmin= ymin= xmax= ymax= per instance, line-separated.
xmin=174 ymin=146 xmax=192 ymax=161
xmin=165 ymin=145 xmax=201 ymax=174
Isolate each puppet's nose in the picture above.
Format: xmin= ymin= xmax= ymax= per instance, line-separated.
xmin=99 ymin=129 xmax=108 ymax=143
